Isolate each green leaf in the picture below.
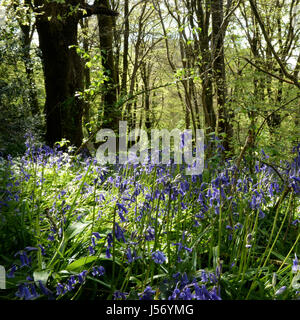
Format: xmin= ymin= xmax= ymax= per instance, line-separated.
xmin=33 ymin=270 xmax=51 ymax=285
xmin=66 ymin=256 xmax=98 ymax=272
xmin=292 ymin=274 xmax=300 ymax=290
xmin=65 ymin=221 xmax=90 ymax=240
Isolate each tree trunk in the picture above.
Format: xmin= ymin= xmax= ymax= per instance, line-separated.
xmin=97 ymin=0 xmax=119 ymax=131
xmin=80 ymin=17 xmax=92 ymax=133
xmin=121 ymin=0 xmax=129 ymax=96
xmin=35 ymin=1 xmax=84 ymax=147
xmin=212 ymin=0 xmax=233 ymax=153
xmin=20 ymin=23 xmax=40 ymax=116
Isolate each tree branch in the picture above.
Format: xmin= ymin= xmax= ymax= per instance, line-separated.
xmin=248 ymin=0 xmax=300 ymax=88
xmin=80 ymin=2 xmax=118 ymax=18
xmin=242 ymin=57 xmax=295 ymax=85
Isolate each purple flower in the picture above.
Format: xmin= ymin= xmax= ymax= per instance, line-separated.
xmin=105 ymin=247 xmax=111 ymax=258
xmin=66 ymin=276 xmax=77 ymax=291
xmin=259 ymin=209 xmax=265 ymax=219
xmin=107 ymin=233 xmax=113 ymax=248
xmin=7 ymin=265 xmax=17 ymax=278
xmin=38 ymin=281 xmax=53 ymax=299
xmin=168 ymin=287 xmax=180 ymax=300
xmin=210 ymin=286 xmax=221 ymax=300
xmin=139 ymin=286 xmax=156 ymax=300
xmin=201 ymin=270 xmax=208 ymax=283
xmin=113 ymin=291 xmax=127 ymax=300
xmin=126 ymin=247 xmax=133 ymax=263
xmin=15 ymin=251 xmax=31 ymax=267
xmin=126 ymin=248 xmax=141 ymax=263
xmin=78 ymin=270 xmax=88 ymax=284
xmin=145 ymin=227 xmax=155 ymax=241
xmin=38 ymin=244 xmax=46 ymax=256
xmin=28 ymin=284 xmax=39 ymax=299
xmin=92 ymin=266 xmax=105 ymax=277
xmin=56 ymin=283 xmax=66 ymax=295
xmin=275 ymin=286 xmax=287 ymax=296
xmin=292 ymin=254 xmax=299 ymax=273
xmin=92 ymin=232 xmax=101 ymax=240
xmin=179 ymin=287 xmax=194 ymax=300
xmin=115 ymin=223 xmax=126 ymax=243
xmin=88 ymin=245 xmax=95 ymax=255
xmin=15 ymin=284 xmax=34 ymax=300
xmin=151 ymin=251 xmax=166 ymax=264
xmin=116 ymin=203 xmax=128 ymax=222
xmin=24 ymin=246 xmax=38 ymax=252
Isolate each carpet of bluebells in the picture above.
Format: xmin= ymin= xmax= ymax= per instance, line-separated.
xmin=0 ymin=134 xmax=299 ymax=300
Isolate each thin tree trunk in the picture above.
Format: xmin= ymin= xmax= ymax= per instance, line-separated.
xmin=212 ymin=0 xmax=233 ymax=153
xmin=97 ymin=0 xmax=119 ymax=131
xmin=121 ymin=0 xmax=129 ymax=95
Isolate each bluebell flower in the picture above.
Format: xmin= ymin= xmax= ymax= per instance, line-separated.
xmin=209 ymin=272 xmax=217 ymax=284
xmin=92 ymin=266 xmax=105 ymax=277
xmin=15 ymin=251 xmax=31 ymax=267
xmin=29 ymin=283 xmax=39 ymax=299
xmin=292 ymin=254 xmax=299 ymax=273
xmin=179 ymin=287 xmax=194 ymax=300
xmin=56 ymin=283 xmax=66 ymax=295
xmin=172 ymin=272 xmax=181 ymax=281
xmin=145 ymin=227 xmax=155 ymax=241
xmin=38 ymin=244 xmax=46 ymax=256
xmin=113 ymin=291 xmax=127 ymax=300
xmin=38 ymin=281 xmax=53 ymax=299
xmin=24 ymin=246 xmax=38 ymax=252
xmin=107 ymin=233 xmax=113 ymax=248
xmin=48 ymin=233 xmax=55 ymax=241
xmin=195 ymin=212 xmax=204 ymax=220
xmin=151 ymin=251 xmax=166 ymax=264
xmin=193 ymin=282 xmax=202 ymax=300
xmin=139 ymin=286 xmax=155 ymax=300
xmin=259 ymin=209 xmax=265 ymax=219
xmin=181 ymin=272 xmax=189 ymax=287
xmin=66 ymin=276 xmax=77 ymax=291
xmin=201 ymin=270 xmax=208 ymax=283
xmin=115 ymin=223 xmax=126 ymax=243
xmin=117 ymin=203 xmax=128 ymax=222
xmin=275 ymin=286 xmax=287 ymax=296
xmin=168 ymin=287 xmax=180 ymax=300
xmin=15 ymin=284 xmax=34 ymax=300
xmin=126 ymin=247 xmax=133 ymax=263
xmin=7 ymin=265 xmax=17 ymax=278
xmin=234 ymin=223 xmax=243 ymax=230
xmin=78 ymin=270 xmax=88 ymax=284
xmin=88 ymin=245 xmax=95 ymax=255
xmin=106 ymin=247 xmax=111 ymax=258
xmin=92 ymin=232 xmax=101 ymax=240
xmin=210 ymin=286 xmax=221 ymax=300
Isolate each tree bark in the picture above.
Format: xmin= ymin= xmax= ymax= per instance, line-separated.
xmin=97 ymin=0 xmax=120 ymax=131
xmin=33 ymin=0 xmax=118 ymax=147
xmin=212 ymin=0 xmax=233 ymax=153
xmin=121 ymin=0 xmax=129 ymax=95
xmin=34 ymin=1 xmax=84 ymax=147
